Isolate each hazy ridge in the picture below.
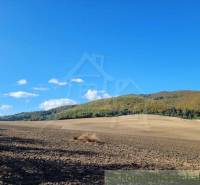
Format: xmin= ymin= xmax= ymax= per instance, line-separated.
xmin=1 ymin=90 xmax=200 ymax=121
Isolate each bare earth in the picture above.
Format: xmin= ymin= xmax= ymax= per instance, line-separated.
xmin=1 ymin=115 xmax=200 ymax=184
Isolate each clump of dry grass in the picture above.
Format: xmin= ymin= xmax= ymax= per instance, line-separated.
xmin=73 ymin=133 xmax=100 ymax=143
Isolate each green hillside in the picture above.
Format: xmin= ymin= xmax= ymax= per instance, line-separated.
xmin=56 ymin=91 xmax=200 ymax=120
xmin=1 ymin=91 xmax=200 ymax=121
xmin=0 ymin=105 xmax=76 ymax=121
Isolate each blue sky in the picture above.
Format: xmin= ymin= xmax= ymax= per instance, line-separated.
xmin=0 ymin=0 xmax=200 ymax=115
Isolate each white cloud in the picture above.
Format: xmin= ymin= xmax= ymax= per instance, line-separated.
xmin=71 ymin=78 xmax=84 ymax=83
xmin=39 ymin=98 xmax=76 ymax=111
xmin=0 ymin=104 xmax=12 ymax=116
xmin=17 ymin=79 xmax=27 ymax=85
xmin=84 ymin=89 xmax=111 ymax=101
xmin=5 ymin=91 xmax=38 ymax=98
xmin=48 ymin=78 xmax=67 ymax=86
xmin=0 ymin=105 xmax=12 ymax=111
xmin=33 ymin=87 xmax=49 ymax=91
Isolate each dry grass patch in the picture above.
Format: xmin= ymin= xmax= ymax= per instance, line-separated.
xmin=73 ymin=133 xmax=100 ymax=143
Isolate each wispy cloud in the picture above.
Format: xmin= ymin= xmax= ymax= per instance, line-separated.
xmin=4 ymin=91 xmax=38 ymax=98
xmin=84 ymin=89 xmax=111 ymax=101
xmin=0 ymin=104 xmax=12 ymax=116
xmin=48 ymin=78 xmax=67 ymax=86
xmin=0 ymin=105 xmax=12 ymax=111
xmin=71 ymin=78 xmax=84 ymax=83
xmin=17 ymin=79 xmax=27 ymax=85
xmin=33 ymin=87 xmax=49 ymax=91
xmin=39 ymin=98 xmax=76 ymax=111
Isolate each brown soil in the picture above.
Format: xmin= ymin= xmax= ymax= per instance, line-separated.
xmin=1 ymin=115 xmax=200 ymax=184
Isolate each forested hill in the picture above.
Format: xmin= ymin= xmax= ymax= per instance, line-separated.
xmin=1 ymin=91 xmax=200 ymax=121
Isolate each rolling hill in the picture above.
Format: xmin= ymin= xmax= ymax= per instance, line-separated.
xmin=1 ymin=90 xmax=200 ymax=121
xmin=0 ymin=105 xmax=76 ymax=121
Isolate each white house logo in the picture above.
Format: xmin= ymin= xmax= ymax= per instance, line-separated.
xmin=65 ymin=53 xmax=146 ymax=99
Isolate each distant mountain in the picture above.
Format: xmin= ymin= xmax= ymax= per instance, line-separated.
xmin=0 ymin=105 xmax=76 ymax=121
xmin=1 ymin=91 xmax=200 ymax=121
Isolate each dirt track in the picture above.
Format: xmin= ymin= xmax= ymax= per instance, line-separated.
xmin=1 ymin=115 xmax=200 ymax=184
